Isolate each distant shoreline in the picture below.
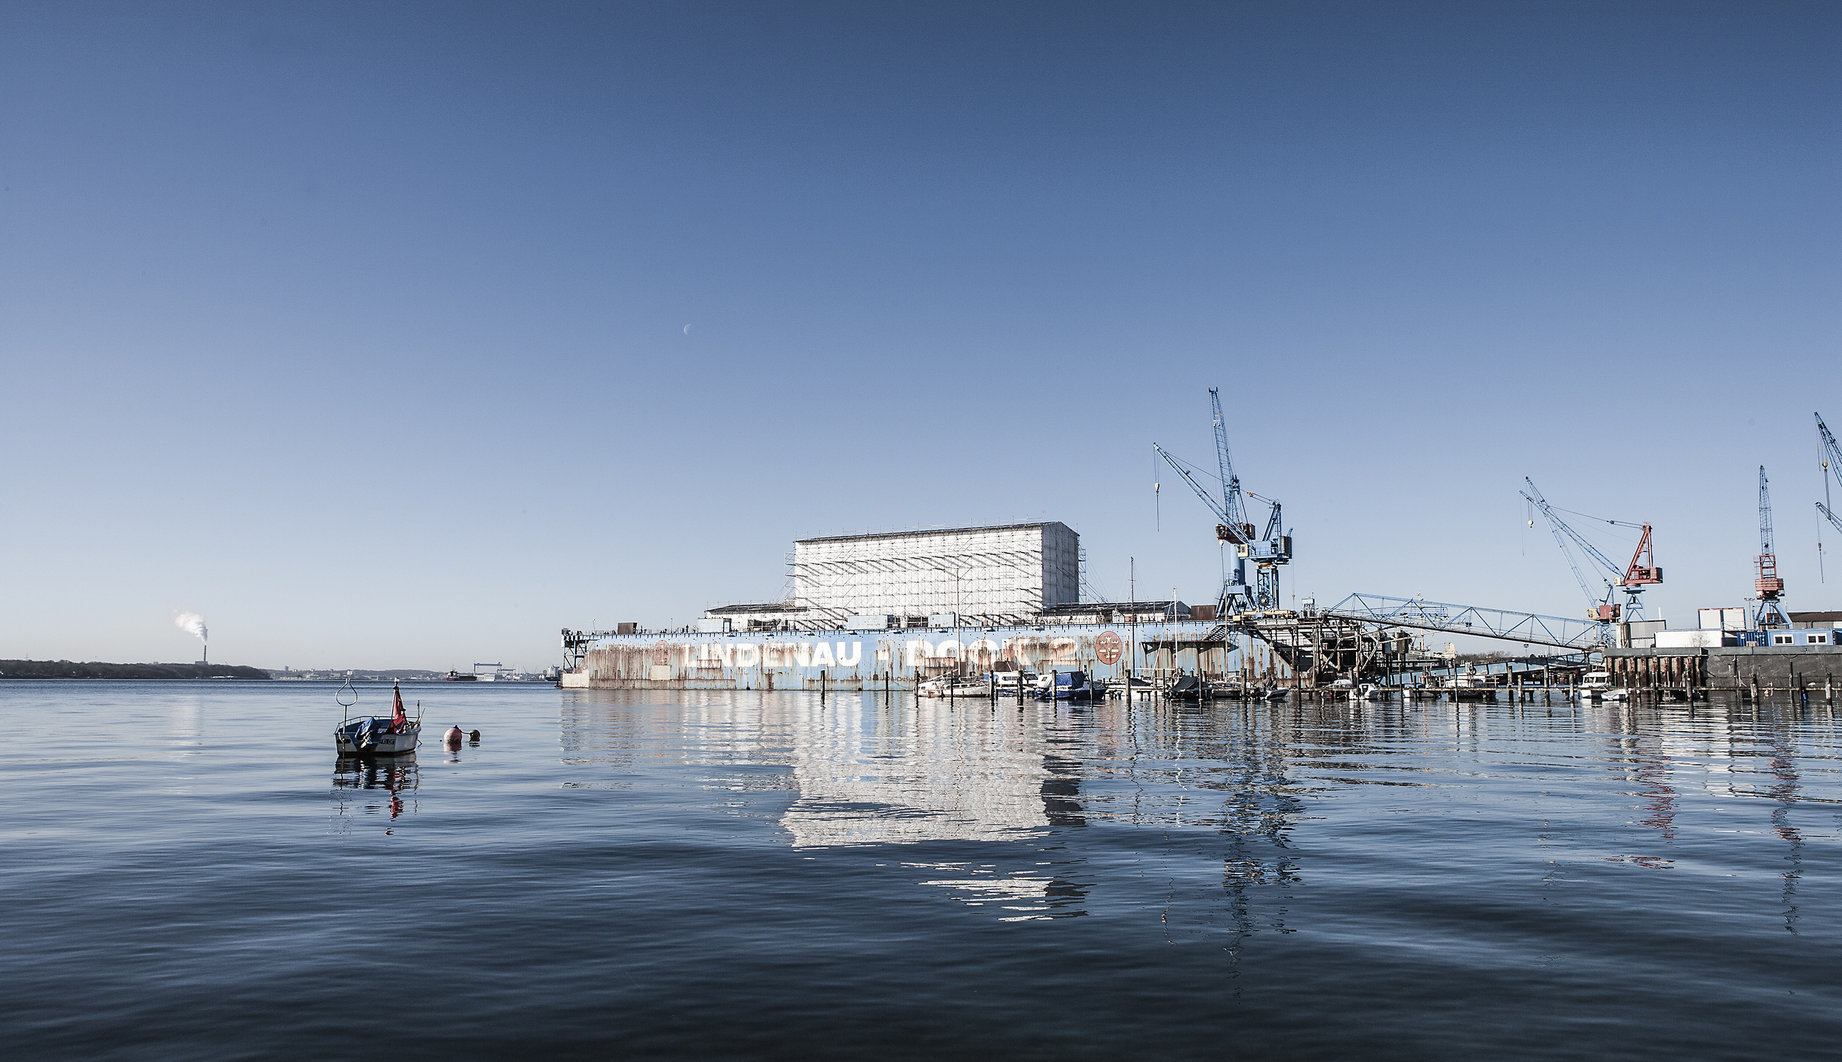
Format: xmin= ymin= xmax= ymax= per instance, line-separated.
xmin=0 ymin=660 xmax=271 ymax=680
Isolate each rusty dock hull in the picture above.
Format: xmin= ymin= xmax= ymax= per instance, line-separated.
xmin=562 ymin=623 xmax=1241 ymax=691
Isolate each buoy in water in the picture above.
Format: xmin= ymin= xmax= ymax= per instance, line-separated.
xmin=444 ymin=725 xmax=464 ymax=749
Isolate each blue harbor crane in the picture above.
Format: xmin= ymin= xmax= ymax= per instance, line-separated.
xmin=1756 ymin=465 xmax=1790 ymax=629
xmin=1520 ymin=478 xmax=1662 ymax=627
xmin=1152 ymin=388 xmax=1292 ymax=616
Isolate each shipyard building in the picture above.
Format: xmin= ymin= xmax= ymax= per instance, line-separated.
xmin=702 ymin=522 xmax=1081 ymax=632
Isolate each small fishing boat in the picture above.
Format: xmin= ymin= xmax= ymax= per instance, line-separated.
xmin=333 ymin=678 xmax=422 ymax=756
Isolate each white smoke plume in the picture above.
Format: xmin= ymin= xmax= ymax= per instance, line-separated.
xmin=174 ymin=612 xmax=209 ymax=643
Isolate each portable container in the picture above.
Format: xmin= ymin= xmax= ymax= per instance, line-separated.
xmin=1698 ymin=607 xmax=1747 ymax=631
xmin=1655 ymin=629 xmax=1729 ymax=648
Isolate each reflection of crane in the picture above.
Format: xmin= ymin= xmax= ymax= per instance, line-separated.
xmin=1520 ymin=478 xmax=1662 ymax=624
xmin=1757 ymin=466 xmax=1789 ymax=629
xmin=1814 ymin=416 xmax=1842 ymax=573
xmin=1152 ymin=388 xmax=1292 ymax=615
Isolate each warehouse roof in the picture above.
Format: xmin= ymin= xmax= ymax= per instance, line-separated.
xmin=1789 ymin=610 xmax=1842 ymax=625
xmin=1039 ymin=600 xmax=1182 ymax=615
xmin=795 ymin=521 xmax=1075 ymax=546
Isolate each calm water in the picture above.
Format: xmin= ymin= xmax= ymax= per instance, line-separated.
xmin=3 ymin=681 xmax=1839 ymax=1059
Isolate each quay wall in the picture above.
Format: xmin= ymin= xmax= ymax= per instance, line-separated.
xmin=1605 ymin=645 xmax=1842 ymax=692
xmin=563 ymin=622 xmax=1238 ymax=690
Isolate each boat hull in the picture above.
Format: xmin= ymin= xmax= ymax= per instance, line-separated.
xmin=334 ymin=718 xmax=421 ymax=756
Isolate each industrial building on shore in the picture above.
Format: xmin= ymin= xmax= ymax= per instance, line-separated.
xmin=562 ymin=521 xmax=1228 ymax=691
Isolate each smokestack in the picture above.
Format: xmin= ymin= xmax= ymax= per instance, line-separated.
xmin=175 ymin=612 xmax=209 ymax=666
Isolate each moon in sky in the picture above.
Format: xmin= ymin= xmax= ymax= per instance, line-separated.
xmin=682 ymin=324 xmax=691 ymax=335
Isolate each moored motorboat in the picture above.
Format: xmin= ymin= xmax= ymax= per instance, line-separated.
xmin=1576 ymin=670 xmax=1629 ymax=703
xmin=1036 ymin=669 xmax=1098 ymax=701
xmin=333 ymin=678 xmax=422 ymax=756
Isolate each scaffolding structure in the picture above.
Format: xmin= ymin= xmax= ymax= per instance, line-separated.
xmin=790 ymin=523 xmax=1079 ymax=628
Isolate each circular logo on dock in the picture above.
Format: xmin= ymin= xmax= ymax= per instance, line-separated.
xmin=1095 ymin=631 xmax=1123 ymax=665
xmin=653 ymin=640 xmax=671 ymax=665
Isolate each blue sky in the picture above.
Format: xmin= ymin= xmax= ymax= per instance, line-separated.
xmin=2 ymin=1 xmax=1837 ymax=670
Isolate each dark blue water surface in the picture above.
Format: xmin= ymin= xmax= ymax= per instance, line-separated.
xmin=3 ymin=681 xmax=1838 ymax=1059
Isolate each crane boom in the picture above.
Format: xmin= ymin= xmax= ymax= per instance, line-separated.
xmin=1816 ymin=414 xmax=1842 ymax=536
xmin=1522 ymin=479 xmax=1617 ymax=621
xmin=1821 ymin=501 xmax=1842 ymax=538
xmin=1153 ymin=443 xmax=1228 ymax=526
xmin=1522 ymin=479 xmax=1625 ymax=577
xmin=1209 ymin=388 xmax=1251 ymax=533
xmin=1818 ymin=413 xmax=1842 ymax=492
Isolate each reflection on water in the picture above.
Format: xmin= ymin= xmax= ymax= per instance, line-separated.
xmin=558 ymin=691 xmax=1842 ymax=943
xmin=330 ymin=755 xmax=418 ymax=831
xmin=1769 ymin=720 xmax=1805 ymax=933
xmin=5 ymin=681 xmax=1841 ymax=1058
xmin=166 ymin=695 xmax=205 ymax=753
xmin=780 ymin=700 xmax=1057 ymax=847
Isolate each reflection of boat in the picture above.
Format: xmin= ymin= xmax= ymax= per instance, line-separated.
xmin=332 ymin=756 xmax=418 ymax=821
xmin=1577 ymin=670 xmax=1629 ymax=703
xmin=333 ymin=679 xmax=421 ymax=755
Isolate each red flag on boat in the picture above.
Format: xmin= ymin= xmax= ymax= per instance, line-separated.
xmin=392 ymin=684 xmax=407 ymax=728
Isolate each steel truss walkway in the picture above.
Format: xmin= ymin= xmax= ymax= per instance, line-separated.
xmin=1322 ymin=593 xmax=1606 ymax=653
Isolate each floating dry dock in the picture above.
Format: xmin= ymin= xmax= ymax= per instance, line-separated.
xmin=561 ymin=622 xmax=1234 ymax=691
xmin=565 ymin=523 xmax=1234 ymax=691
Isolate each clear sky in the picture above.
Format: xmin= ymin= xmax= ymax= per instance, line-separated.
xmin=2 ymin=1 xmax=1837 ymax=671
